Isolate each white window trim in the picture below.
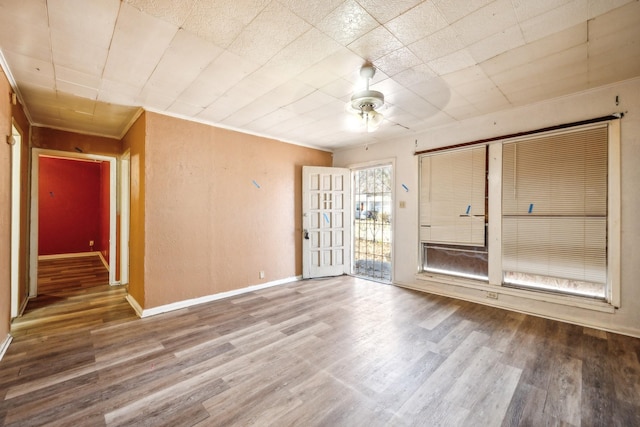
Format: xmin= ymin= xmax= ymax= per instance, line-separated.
xmin=416 ymin=119 xmax=621 ymax=311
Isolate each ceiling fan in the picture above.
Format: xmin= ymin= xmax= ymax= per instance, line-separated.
xmin=347 ymin=63 xmax=385 ymax=133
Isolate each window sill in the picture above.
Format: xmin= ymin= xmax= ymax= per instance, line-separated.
xmin=414 ymin=272 xmax=616 ymax=314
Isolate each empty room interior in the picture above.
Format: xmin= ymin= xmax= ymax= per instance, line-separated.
xmin=0 ymin=0 xmax=639 ymax=425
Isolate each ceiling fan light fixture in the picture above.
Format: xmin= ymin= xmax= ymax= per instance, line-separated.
xmin=347 ymin=64 xmax=385 ymax=133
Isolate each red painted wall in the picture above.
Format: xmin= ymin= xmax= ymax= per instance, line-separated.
xmin=38 ymin=157 xmax=107 ymax=256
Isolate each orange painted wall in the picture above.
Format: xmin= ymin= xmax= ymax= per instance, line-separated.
xmin=31 ymin=127 xmax=121 ymax=156
xmin=121 ymin=113 xmax=146 ymax=307
xmin=0 ymin=68 xmax=11 ymax=342
xmin=142 ymin=112 xmax=332 ymax=309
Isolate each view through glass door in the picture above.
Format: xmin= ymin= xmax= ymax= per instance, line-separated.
xmin=353 ymin=164 xmax=392 ymax=282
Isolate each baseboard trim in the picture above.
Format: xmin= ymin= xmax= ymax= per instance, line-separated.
xmin=395 ymin=279 xmax=640 ymax=339
xmin=38 ymin=252 xmax=97 ymax=260
xmin=0 ymin=334 xmax=13 ymax=361
xmin=127 ymin=276 xmax=302 ymax=318
xmin=97 ymin=252 xmax=109 ymax=271
xmin=126 ymin=294 xmax=144 ymax=317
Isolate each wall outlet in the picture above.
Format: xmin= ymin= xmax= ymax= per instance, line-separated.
xmin=259 ymin=270 xmax=265 ymax=279
xmin=486 ymin=291 xmax=498 ymax=299
xmin=89 ymin=240 xmax=94 ymax=246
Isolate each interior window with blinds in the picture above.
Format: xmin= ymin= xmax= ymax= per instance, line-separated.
xmin=502 ymin=125 xmax=608 ymax=298
xmin=420 ymin=146 xmax=487 ymax=279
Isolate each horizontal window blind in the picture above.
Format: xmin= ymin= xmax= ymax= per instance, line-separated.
xmin=502 ymin=125 xmax=608 ymax=290
xmin=420 ymin=146 xmax=486 ymax=246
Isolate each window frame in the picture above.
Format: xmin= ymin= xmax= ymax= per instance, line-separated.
xmin=417 ymin=119 xmax=621 ymax=310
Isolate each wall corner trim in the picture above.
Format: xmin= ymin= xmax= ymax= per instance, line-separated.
xmin=131 ymin=276 xmax=302 ymax=318
xmin=0 ymin=334 xmax=14 ymax=361
xmin=125 ymin=294 xmax=144 ymax=318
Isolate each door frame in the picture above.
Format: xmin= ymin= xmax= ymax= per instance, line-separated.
xmin=302 ymin=166 xmax=351 ymax=279
xmin=347 ymin=158 xmax=396 ymax=282
xmin=120 ymin=150 xmax=130 ymax=285
xmin=29 ymin=149 xmax=119 ymax=296
xmin=10 ymin=123 xmax=22 ymax=317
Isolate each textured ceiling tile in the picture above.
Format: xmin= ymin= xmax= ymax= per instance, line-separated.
xmin=0 ymin=0 xmax=51 ymax=61
xmin=217 ymin=67 xmax=289 ymax=117
xmin=384 ymin=86 xmax=436 ymax=112
xmin=370 ymin=77 xmax=406 ymax=96
xmin=178 ymin=51 xmax=260 ymax=108
xmin=451 ymin=0 xmax=519 ymax=46
xmin=268 ymin=113 xmax=318 ymax=133
xmin=348 ymin=26 xmax=404 ymax=61
xmin=56 ymin=78 xmax=99 ymax=100
xmin=588 ymin=0 xmax=634 ymax=18
xmin=304 ymin=98 xmax=346 ymax=120
xmin=224 ymin=101 xmax=279 ymax=128
xmin=278 ymin=0 xmax=344 ymax=25
xmin=229 ymin=2 xmax=311 ymax=64
xmin=55 ymin=91 xmax=98 ymax=114
xmin=143 ymin=29 xmax=222 ymax=98
xmin=284 ymin=89 xmax=337 ymax=114
xmin=409 ymin=26 xmax=464 ymax=63
xmin=428 ymin=49 xmax=476 ymax=75
xmin=460 ymin=82 xmax=510 ymax=113
xmin=55 ymin=66 xmax=101 ymax=90
xmin=588 ymin=2 xmax=640 ymax=85
xmin=97 ymin=78 xmax=140 ymax=105
xmin=588 ymin=0 xmax=640 ymax=39
xmin=103 ymin=4 xmax=178 ymax=87
xmin=2 ymin=50 xmax=55 ymax=88
xmin=124 ymin=0 xmax=197 ymax=26
xmin=441 ymin=65 xmax=489 ymax=87
xmin=262 ymin=79 xmax=317 ymax=108
xmin=511 ymin=0 xmax=573 ymax=22
xmin=319 ymin=77 xmax=354 ymax=99
xmin=374 ymin=47 xmax=422 ymax=76
xmin=480 ymin=23 xmax=586 ymax=77
xmin=266 ymin=28 xmax=342 ymax=78
xmin=384 ymin=1 xmax=448 ymax=45
xmin=316 ymin=0 xmax=379 ymax=45
xmin=48 ymin=0 xmax=119 ymax=49
xmin=297 ymin=65 xmax=342 ymax=89
xmin=520 ymin=0 xmax=588 ymax=43
xmin=314 ymin=47 xmax=369 ymax=78
xmin=197 ymin=96 xmax=239 ymax=123
xmin=182 ymin=0 xmax=270 ymax=48
xmin=136 ymin=87 xmax=175 ymax=111
xmin=432 ymin=0 xmax=494 ymax=24
xmin=393 ymin=64 xmax=438 ymax=86
xmin=165 ymin=100 xmax=205 ymax=118
xmin=245 ymin=108 xmax=297 ymax=133
xmin=356 ymin=0 xmax=423 ymax=23
xmin=408 ymin=79 xmax=452 ymax=111
xmin=50 ymin=30 xmax=109 ymax=76
xmin=467 ymin=24 xmax=525 ymax=63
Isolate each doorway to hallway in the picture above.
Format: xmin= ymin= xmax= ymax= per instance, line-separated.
xmin=352 ymin=164 xmax=393 ymax=282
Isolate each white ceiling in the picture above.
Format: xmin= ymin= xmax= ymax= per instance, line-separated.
xmin=0 ymin=0 xmax=638 ymax=150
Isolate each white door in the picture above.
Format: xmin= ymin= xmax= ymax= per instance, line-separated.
xmin=302 ymin=166 xmax=350 ymax=278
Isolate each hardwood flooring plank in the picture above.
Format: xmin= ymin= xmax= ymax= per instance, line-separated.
xmin=543 ymin=353 xmax=583 ymax=426
xmin=419 ymin=301 xmax=461 ymax=330
xmin=396 ymin=330 xmax=490 ymax=418
xmin=500 ymin=380 xmax=548 ymax=427
xmin=2 ymin=269 xmax=640 ymax=426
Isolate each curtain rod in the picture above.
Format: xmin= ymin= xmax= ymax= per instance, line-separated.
xmin=414 ymin=113 xmax=624 ymax=156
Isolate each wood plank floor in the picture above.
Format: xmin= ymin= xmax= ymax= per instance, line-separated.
xmin=2 ymin=275 xmax=639 ymax=426
xmin=37 ymin=255 xmax=110 ymax=294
